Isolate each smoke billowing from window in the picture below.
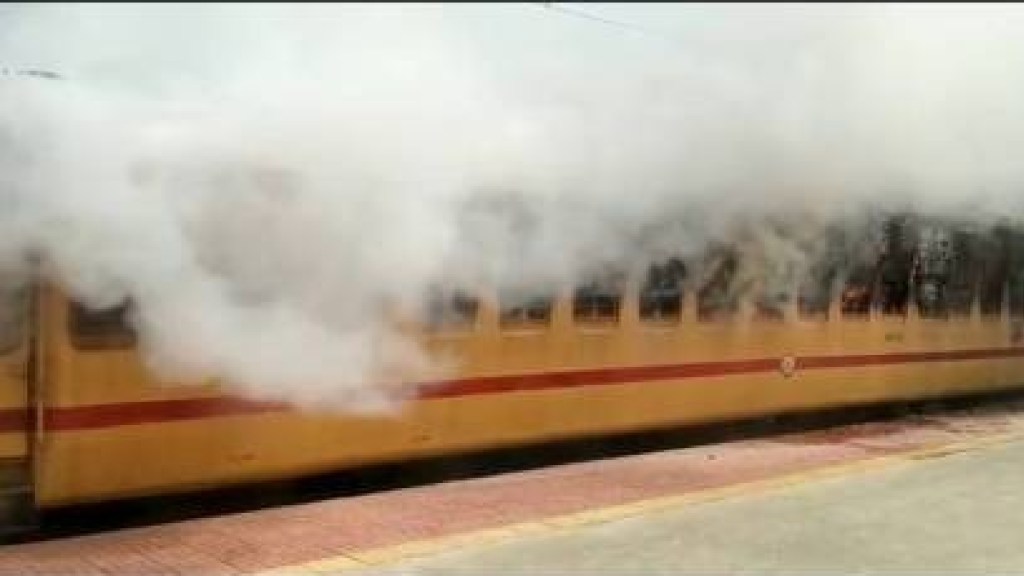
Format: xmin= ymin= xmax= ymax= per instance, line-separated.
xmin=1 ymin=4 xmax=1023 ymax=411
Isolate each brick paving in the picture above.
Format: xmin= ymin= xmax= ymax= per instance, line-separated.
xmin=0 ymin=405 xmax=1020 ymax=575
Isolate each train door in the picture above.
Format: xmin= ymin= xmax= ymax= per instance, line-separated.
xmin=0 ymin=280 xmax=35 ymax=538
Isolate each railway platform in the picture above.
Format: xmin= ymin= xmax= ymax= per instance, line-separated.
xmin=2 ymin=400 xmax=1024 ymax=575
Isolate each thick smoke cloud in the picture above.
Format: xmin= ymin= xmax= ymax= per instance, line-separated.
xmin=1 ymin=4 xmax=1023 ymax=411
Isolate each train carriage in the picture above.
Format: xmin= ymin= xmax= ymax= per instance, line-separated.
xmin=1 ymin=218 xmax=1024 ymax=538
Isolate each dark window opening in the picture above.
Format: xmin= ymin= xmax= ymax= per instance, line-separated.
xmin=945 ymin=230 xmax=977 ymax=316
xmin=912 ymin=226 xmax=1002 ymax=318
xmin=797 ymin=289 xmax=831 ymax=318
xmin=573 ymin=272 xmax=625 ymax=325
xmin=424 ymin=288 xmax=479 ymax=330
xmin=640 ymin=259 xmax=686 ymax=323
xmin=875 ymin=216 xmax=914 ymax=316
xmin=798 ymin=233 xmax=844 ymax=319
xmin=978 ymin=229 xmax=1010 ymax=317
xmin=946 ymin=286 xmax=975 ymax=315
xmin=697 ymin=247 xmax=739 ymax=322
xmin=798 ymin=266 xmax=837 ymax=319
xmin=913 ymin=226 xmax=954 ymax=319
xmin=833 ymin=223 xmax=878 ymax=318
xmin=754 ymin=293 xmax=788 ymax=321
xmin=1009 ymin=274 xmax=1024 ymax=318
xmin=912 ymin=225 xmax=988 ymax=319
xmin=915 ymin=278 xmax=949 ymax=319
xmin=69 ymin=299 xmax=136 ymax=350
xmin=840 ymin=264 xmax=875 ymax=317
xmin=1009 ymin=231 xmax=1024 ymax=318
xmin=500 ymin=292 xmax=554 ymax=328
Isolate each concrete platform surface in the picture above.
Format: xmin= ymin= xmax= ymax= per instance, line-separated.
xmin=358 ymin=431 xmax=1024 ymax=575
xmin=1 ymin=401 xmax=1023 ymax=575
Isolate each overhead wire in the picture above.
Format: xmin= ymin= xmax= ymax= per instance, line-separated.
xmin=531 ymin=3 xmax=690 ymax=52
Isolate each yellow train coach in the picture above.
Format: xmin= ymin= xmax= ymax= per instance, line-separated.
xmin=1 ymin=221 xmax=1024 ymax=537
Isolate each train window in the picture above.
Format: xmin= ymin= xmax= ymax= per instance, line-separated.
xmin=697 ymin=248 xmax=739 ymax=322
xmin=640 ymin=259 xmax=686 ymax=323
xmin=0 ymin=285 xmax=27 ymax=354
xmin=798 ymin=290 xmax=830 ymax=318
xmin=875 ymin=216 xmax=913 ymax=316
xmin=754 ymin=293 xmax=788 ymax=321
xmin=946 ymin=284 xmax=975 ymax=316
xmin=915 ymin=278 xmax=949 ymax=319
xmin=979 ymin=286 xmax=1005 ymax=316
xmin=68 ymin=299 xmax=136 ymax=350
xmin=499 ymin=292 xmax=554 ymax=328
xmin=573 ymin=272 xmax=625 ymax=324
xmin=840 ymin=263 xmax=874 ymax=317
xmin=945 ymin=231 xmax=977 ymax=316
xmin=424 ymin=287 xmax=479 ymax=330
xmin=798 ymin=267 xmax=836 ymax=319
xmin=978 ymin=231 xmax=1010 ymax=317
xmin=913 ymin=226 xmax=953 ymax=319
xmin=1009 ymin=232 xmax=1024 ymax=318
xmin=877 ymin=278 xmax=910 ymax=315
xmin=798 ymin=238 xmax=843 ymax=319
xmin=1010 ymin=272 xmax=1024 ymax=318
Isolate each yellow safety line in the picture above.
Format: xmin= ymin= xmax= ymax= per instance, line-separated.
xmin=255 ymin=430 xmax=1024 ymax=575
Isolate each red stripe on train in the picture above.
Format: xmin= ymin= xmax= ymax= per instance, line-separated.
xmin=0 ymin=346 xmax=1019 ymax=433
xmin=42 ymin=397 xmax=286 ymax=432
xmin=0 ymin=408 xmax=29 ymax=434
xmin=418 ymin=358 xmax=778 ymax=398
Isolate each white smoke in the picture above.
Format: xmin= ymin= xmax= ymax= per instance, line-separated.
xmin=1 ymin=3 xmax=1024 ymax=412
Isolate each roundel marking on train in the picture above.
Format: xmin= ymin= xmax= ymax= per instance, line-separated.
xmin=780 ymin=355 xmax=797 ymax=378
